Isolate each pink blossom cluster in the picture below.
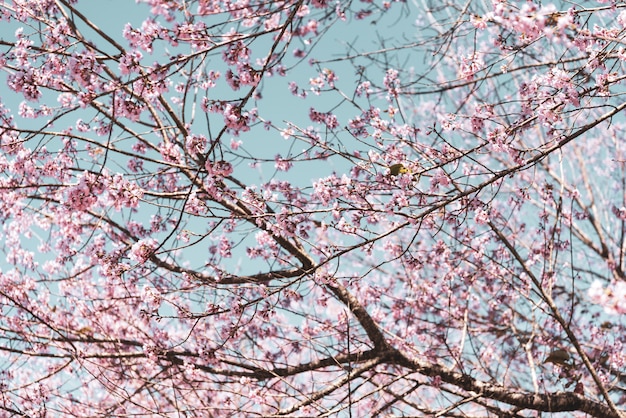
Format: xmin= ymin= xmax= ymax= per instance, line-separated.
xmin=129 ymin=238 xmax=158 ymax=264
xmin=588 ymin=280 xmax=626 ymax=315
xmin=106 ymin=173 xmax=144 ymax=210
xmin=309 ymin=68 xmax=337 ymax=95
xmin=309 ymin=107 xmax=339 ymax=129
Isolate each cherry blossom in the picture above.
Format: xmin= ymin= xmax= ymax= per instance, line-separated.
xmin=0 ymin=0 xmax=623 ymax=417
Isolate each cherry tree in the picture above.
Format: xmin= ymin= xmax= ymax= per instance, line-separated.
xmin=0 ymin=0 xmax=624 ymax=416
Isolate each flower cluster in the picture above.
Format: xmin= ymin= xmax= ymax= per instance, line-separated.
xmin=129 ymin=238 xmax=158 ymax=264
xmin=106 ymin=174 xmax=144 ymax=211
xmin=588 ymin=279 xmax=626 ymax=316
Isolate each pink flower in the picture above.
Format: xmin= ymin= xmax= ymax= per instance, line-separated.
xmin=129 ymin=238 xmax=158 ymax=264
xmin=118 ymin=50 xmax=143 ymax=75
xmin=206 ymin=160 xmax=233 ymax=176
xmin=143 ymin=285 xmax=163 ymax=311
xmin=274 ymin=155 xmax=293 ymax=171
xmin=589 ymin=280 xmax=626 ymax=315
xmin=474 ymin=208 xmax=490 ymax=225
xmin=185 ymin=134 xmax=207 ymax=156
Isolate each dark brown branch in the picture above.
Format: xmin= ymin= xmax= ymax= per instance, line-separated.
xmin=393 ymin=351 xmax=624 ymax=418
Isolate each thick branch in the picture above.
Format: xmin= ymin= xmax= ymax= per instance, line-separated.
xmin=394 ymin=351 xmax=624 ymax=418
xmin=326 ymin=281 xmax=390 ymax=351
